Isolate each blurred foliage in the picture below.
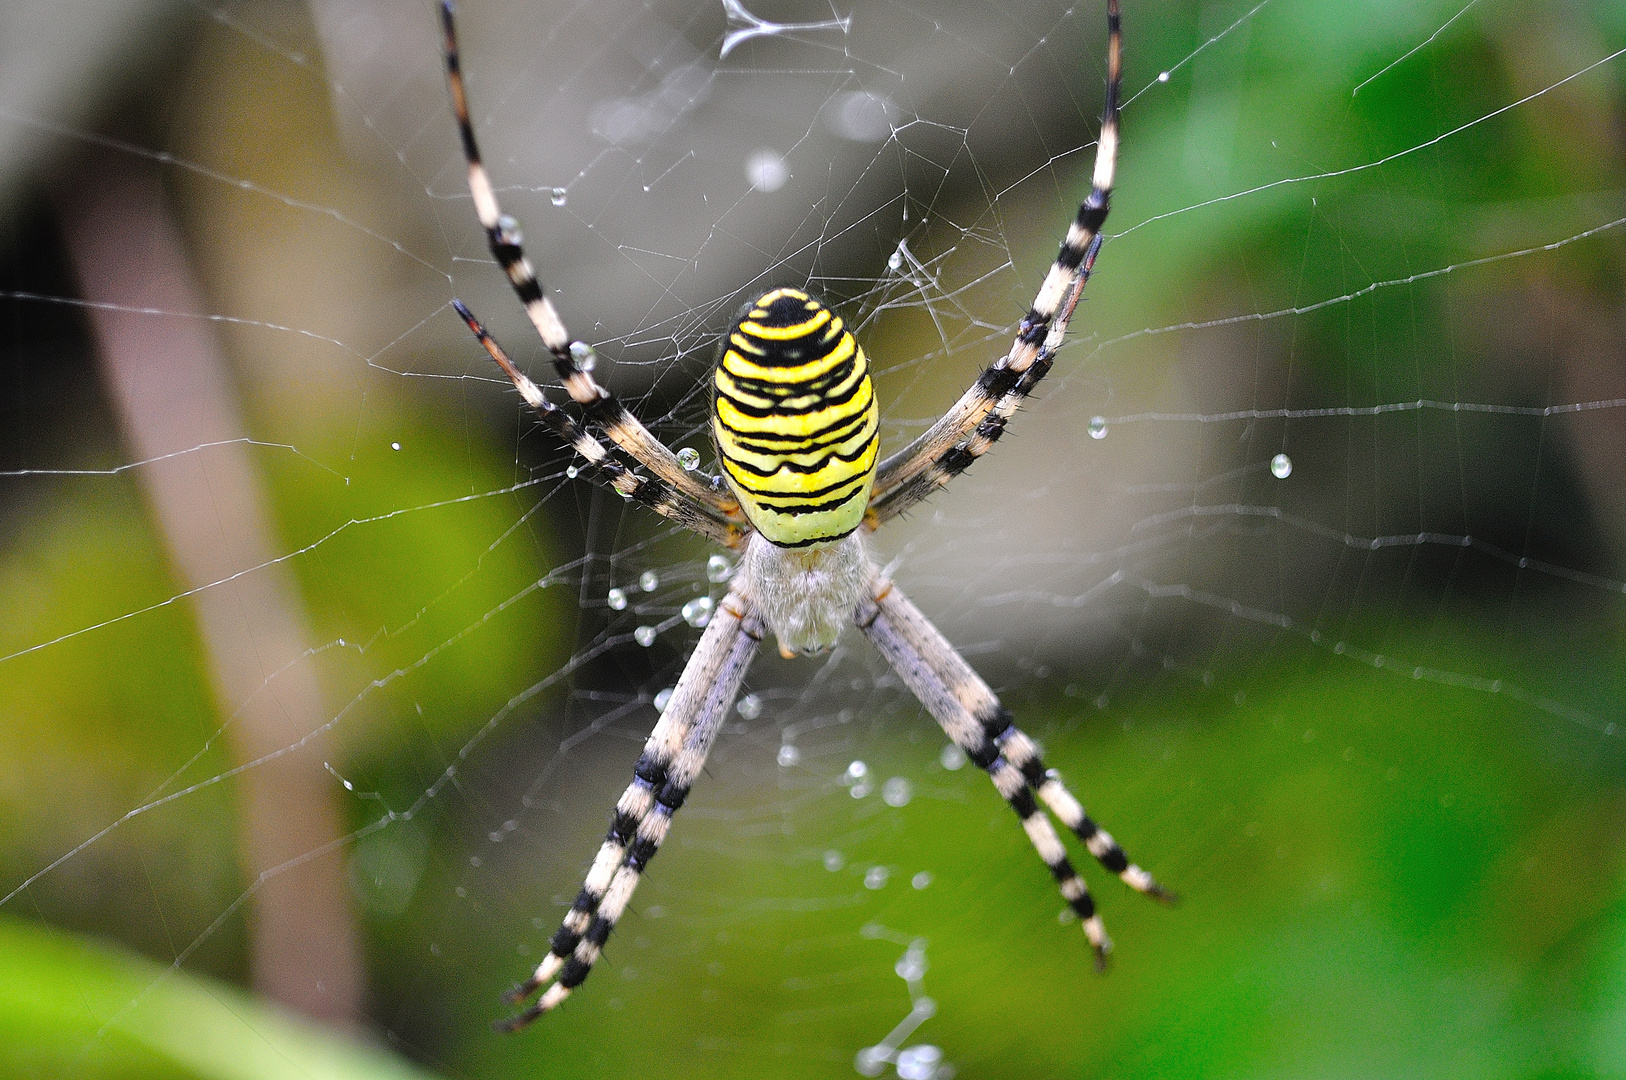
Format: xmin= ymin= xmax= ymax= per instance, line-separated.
xmin=2 ymin=0 xmax=1626 ymax=1077
xmin=0 ymin=914 xmax=439 ymax=1080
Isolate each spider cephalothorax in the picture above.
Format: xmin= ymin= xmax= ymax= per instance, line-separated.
xmin=441 ymin=0 xmax=1169 ymax=1032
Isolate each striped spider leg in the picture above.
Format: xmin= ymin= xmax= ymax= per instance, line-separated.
xmin=451 ymin=302 xmax=745 ymax=548
xmin=857 ymin=575 xmax=1172 ymax=965
xmin=865 ymin=0 xmax=1121 ymax=529
xmin=499 ymin=587 xmax=765 ymax=1029
xmin=441 ymin=0 xmax=747 ymax=539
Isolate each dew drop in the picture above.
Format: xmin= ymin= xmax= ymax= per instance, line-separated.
xmin=653 ymin=687 xmax=674 ymax=712
xmin=938 ymin=744 xmax=966 ymax=771
xmin=390 ymin=441 xmax=401 ymax=451
xmin=736 ymin=692 xmax=763 ymax=720
xmin=565 ymin=464 xmax=579 ymax=478
xmin=681 ymin=595 xmax=714 ymax=627
xmin=911 ymin=870 xmax=933 ymax=890
xmin=1158 ymin=70 xmax=1171 ymax=83
xmin=777 ymin=744 xmax=801 ymax=767
xmin=550 ymin=187 xmax=567 ymax=206
xmin=634 ymin=625 xmax=657 ymax=647
xmin=895 ymin=949 xmax=926 ymax=981
xmin=854 ymin=1047 xmax=886 ymax=1078
xmin=882 ymin=777 xmax=913 ymax=807
xmin=845 ymin=760 xmax=869 ymax=782
xmin=863 ymin=865 xmax=890 ymax=890
xmin=607 ymin=587 xmax=628 ymax=610
xmin=822 ymin=849 xmax=845 ymax=872
xmin=850 ymin=780 xmax=872 ymax=799
xmin=1271 ymin=452 xmax=1293 ymax=479
xmin=676 ymin=446 xmax=701 ymax=471
xmin=896 ymin=1045 xmax=943 ymax=1080
xmin=568 ymin=340 xmax=597 ymax=372
xmin=887 ymin=250 xmax=903 ymax=271
xmin=639 ymin=569 xmax=660 ymax=592
xmin=496 ymin=213 xmax=523 ymax=244
xmin=745 ymin=148 xmax=789 ymax=192
xmin=1088 ymin=415 xmax=1108 ymax=440
xmin=706 ymin=554 xmax=733 ymax=583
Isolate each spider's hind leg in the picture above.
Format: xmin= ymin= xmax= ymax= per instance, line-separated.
xmin=856 ymin=575 xmax=1171 ymax=959
xmin=499 ymin=589 xmax=763 ymax=1030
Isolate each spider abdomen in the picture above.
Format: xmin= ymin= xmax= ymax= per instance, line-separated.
xmin=713 ymin=288 xmax=879 ymax=547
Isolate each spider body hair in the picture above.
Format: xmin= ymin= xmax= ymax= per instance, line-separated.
xmin=738 ymin=531 xmax=872 ymax=658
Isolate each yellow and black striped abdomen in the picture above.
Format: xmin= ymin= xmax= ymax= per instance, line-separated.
xmin=712 ymin=288 xmax=879 ymax=547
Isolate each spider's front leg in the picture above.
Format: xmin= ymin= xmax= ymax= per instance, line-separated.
xmin=499 ymin=588 xmax=764 ymax=1030
xmin=855 ymin=574 xmax=1170 ymax=965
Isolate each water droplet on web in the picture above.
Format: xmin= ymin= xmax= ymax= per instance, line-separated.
xmin=681 ymin=595 xmax=713 ymax=627
xmin=565 ymin=465 xmax=579 ymax=478
xmin=736 ymin=692 xmax=763 ymax=719
xmin=568 ymin=340 xmax=597 ymax=371
xmin=706 ymin=554 xmax=733 ymax=582
xmin=882 ymin=777 xmax=913 ymax=807
xmin=550 ymin=187 xmax=567 ymax=206
xmin=938 ymin=744 xmax=966 ymax=771
xmin=607 ymin=587 xmax=628 ymax=610
xmin=911 ymin=870 xmax=933 ymax=890
xmin=777 ymin=744 xmax=801 ymax=767
xmin=1271 ymin=452 xmax=1293 ymax=478
xmin=864 ymin=865 xmax=890 ymax=889
xmin=895 ymin=949 xmax=926 ymax=980
xmin=887 ymin=249 xmax=903 ymax=272
xmin=640 ymin=570 xmax=660 ymax=592
xmin=823 ymin=850 xmax=845 ymax=871
xmin=854 ymin=1046 xmax=887 ymax=1077
xmin=496 ymin=213 xmax=523 ymax=244
xmin=676 ymin=447 xmax=701 ymax=471
xmin=845 ymin=760 xmax=869 ymax=781
xmin=634 ymin=625 xmax=657 ymax=647
xmin=1158 ymin=70 xmax=1171 ymax=83
xmin=745 ymin=148 xmax=789 ymax=192
xmin=896 ymin=1045 xmax=943 ymax=1080
xmin=850 ymin=780 xmax=872 ymax=798
xmin=1088 ymin=415 xmax=1108 ymax=439
xmin=653 ymin=687 xmax=673 ymax=712
xmin=390 ymin=441 xmax=401 ymax=451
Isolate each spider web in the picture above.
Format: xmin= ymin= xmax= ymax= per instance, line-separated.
xmin=3 ymin=0 xmax=1626 ymax=1077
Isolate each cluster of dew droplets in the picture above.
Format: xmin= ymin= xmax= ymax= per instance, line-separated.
xmin=853 ymin=933 xmax=948 ymax=1078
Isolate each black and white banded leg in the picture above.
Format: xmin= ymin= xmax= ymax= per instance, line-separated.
xmin=442 ymin=0 xmax=745 ymax=528
xmin=865 ymin=576 xmax=1172 ymax=905
xmin=856 ymin=576 xmax=1169 ymax=966
xmin=452 ymin=301 xmax=746 ymax=549
xmin=499 ymin=589 xmax=764 ymax=1030
xmin=865 ymin=0 xmax=1120 ymax=527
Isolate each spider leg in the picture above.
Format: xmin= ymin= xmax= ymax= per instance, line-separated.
xmin=441 ymin=0 xmax=744 ymax=526
xmin=862 ymin=575 xmax=1173 ymax=904
xmin=453 ymin=301 xmax=746 ymax=549
xmin=864 ymin=0 xmax=1120 ymax=528
xmin=498 ymin=589 xmax=764 ymax=1030
xmin=856 ymin=580 xmax=1117 ymax=966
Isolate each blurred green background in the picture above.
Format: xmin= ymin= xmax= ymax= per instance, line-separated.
xmin=3 ymin=0 xmax=1626 ymax=1077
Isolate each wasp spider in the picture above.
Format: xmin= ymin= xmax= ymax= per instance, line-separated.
xmin=440 ymin=0 xmax=1169 ymax=1031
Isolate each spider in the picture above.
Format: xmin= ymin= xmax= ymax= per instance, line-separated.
xmin=439 ymin=0 xmax=1170 ymax=1031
